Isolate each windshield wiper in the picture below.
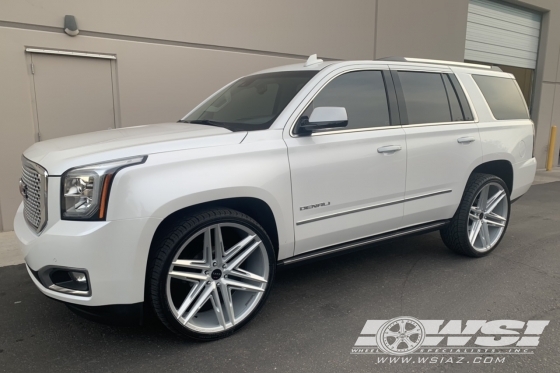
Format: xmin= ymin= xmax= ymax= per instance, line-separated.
xmin=180 ymin=119 xmax=224 ymax=127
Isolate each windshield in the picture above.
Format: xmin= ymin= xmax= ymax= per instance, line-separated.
xmin=181 ymin=71 xmax=317 ymax=131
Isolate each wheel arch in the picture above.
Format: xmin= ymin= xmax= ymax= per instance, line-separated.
xmin=470 ymin=160 xmax=514 ymax=195
xmin=147 ymin=197 xmax=280 ymax=268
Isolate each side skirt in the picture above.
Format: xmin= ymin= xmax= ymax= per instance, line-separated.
xmin=278 ymin=220 xmax=449 ymax=266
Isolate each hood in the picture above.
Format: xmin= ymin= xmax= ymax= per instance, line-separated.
xmin=24 ymin=123 xmax=247 ymax=175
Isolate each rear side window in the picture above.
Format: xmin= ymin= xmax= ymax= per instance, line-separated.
xmin=442 ymin=75 xmax=464 ymax=122
xmin=397 ymin=72 xmax=453 ymax=124
xmin=310 ymin=70 xmax=391 ymax=129
xmin=472 ymin=75 xmax=529 ymax=120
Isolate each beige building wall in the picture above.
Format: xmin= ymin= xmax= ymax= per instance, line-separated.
xmin=518 ymin=0 xmax=560 ymax=167
xmin=0 ymin=0 xmax=558 ymax=231
xmin=375 ymin=0 xmax=470 ymax=60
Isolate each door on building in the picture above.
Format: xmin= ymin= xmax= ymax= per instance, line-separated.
xmin=464 ymin=0 xmax=542 ymax=111
xmin=30 ymin=53 xmax=116 ymax=141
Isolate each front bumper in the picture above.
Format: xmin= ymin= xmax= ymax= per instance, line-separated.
xmin=14 ymin=203 xmax=161 ymax=307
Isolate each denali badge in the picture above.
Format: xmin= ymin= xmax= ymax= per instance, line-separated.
xmin=300 ymin=202 xmax=330 ymax=211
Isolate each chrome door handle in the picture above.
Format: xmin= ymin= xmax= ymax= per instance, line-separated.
xmin=457 ymin=136 xmax=475 ymax=144
xmin=377 ymin=145 xmax=402 ymax=154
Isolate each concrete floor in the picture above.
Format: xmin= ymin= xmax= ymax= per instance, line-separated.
xmin=0 ymin=180 xmax=559 ymax=373
xmin=533 ymin=167 xmax=560 ymax=185
xmin=0 ymin=228 xmax=21 ymax=267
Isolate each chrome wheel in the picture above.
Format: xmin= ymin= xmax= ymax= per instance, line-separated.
xmin=468 ymin=182 xmax=508 ymax=252
xmin=165 ymin=223 xmax=269 ymax=334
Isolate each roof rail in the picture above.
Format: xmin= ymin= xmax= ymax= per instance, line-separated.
xmin=377 ymin=57 xmax=502 ymax=72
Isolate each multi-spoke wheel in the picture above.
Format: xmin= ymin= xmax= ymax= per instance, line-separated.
xmin=150 ymin=209 xmax=275 ymax=340
xmin=441 ymin=173 xmax=510 ymax=257
xmin=467 ymin=182 xmax=508 ymax=252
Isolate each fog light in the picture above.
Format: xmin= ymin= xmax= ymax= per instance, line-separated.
xmin=41 ymin=268 xmax=90 ymax=296
xmin=70 ymin=271 xmax=87 ymax=283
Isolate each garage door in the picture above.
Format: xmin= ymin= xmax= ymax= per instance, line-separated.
xmin=465 ymin=0 xmax=541 ymax=69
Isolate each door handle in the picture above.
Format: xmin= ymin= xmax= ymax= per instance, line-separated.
xmin=377 ymin=145 xmax=402 ymax=154
xmin=457 ymin=136 xmax=475 ymax=144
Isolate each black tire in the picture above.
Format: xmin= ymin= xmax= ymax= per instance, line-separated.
xmin=149 ymin=208 xmax=276 ymax=341
xmin=440 ymin=173 xmax=511 ymax=257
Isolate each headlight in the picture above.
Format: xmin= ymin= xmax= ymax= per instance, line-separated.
xmin=61 ymin=156 xmax=146 ymax=220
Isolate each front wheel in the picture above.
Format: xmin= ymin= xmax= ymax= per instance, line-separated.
xmin=149 ymin=209 xmax=276 ymax=341
xmin=441 ymin=173 xmax=510 ymax=257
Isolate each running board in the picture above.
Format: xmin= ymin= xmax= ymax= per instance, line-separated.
xmin=278 ymin=220 xmax=449 ymax=266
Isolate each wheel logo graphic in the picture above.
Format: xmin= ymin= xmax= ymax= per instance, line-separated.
xmin=376 ymin=317 xmax=425 ymax=355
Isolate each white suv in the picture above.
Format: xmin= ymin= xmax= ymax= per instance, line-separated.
xmin=15 ymin=56 xmax=536 ymax=340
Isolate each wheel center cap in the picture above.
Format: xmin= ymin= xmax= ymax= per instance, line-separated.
xmin=211 ymin=269 xmax=222 ymax=280
xmin=479 ymin=212 xmax=484 ymax=219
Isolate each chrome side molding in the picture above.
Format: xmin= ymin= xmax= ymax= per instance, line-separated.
xmin=296 ymin=189 xmax=452 ymax=226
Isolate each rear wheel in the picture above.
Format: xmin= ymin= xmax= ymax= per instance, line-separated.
xmin=149 ymin=209 xmax=275 ymax=341
xmin=441 ymin=173 xmax=510 ymax=257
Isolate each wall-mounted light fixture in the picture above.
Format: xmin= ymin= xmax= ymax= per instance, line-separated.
xmin=64 ymin=15 xmax=79 ymax=36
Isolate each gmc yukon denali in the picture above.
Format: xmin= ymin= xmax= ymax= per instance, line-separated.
xmin=15 ymin=56 xmax=536 ymax=340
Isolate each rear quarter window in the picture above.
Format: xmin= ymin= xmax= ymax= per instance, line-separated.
xmin=472 ymin=75 xmax=529 ymax=120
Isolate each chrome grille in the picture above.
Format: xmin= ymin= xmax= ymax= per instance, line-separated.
xmin=21 ymin=158 xmax=48 ymax=233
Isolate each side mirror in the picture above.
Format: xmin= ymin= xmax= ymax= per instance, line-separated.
xmin=296 ymin=107 xmax=348 ymax=134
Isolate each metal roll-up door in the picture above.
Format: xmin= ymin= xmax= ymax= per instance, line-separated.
xmin=465 ymin=0 xmax=541 ymax=69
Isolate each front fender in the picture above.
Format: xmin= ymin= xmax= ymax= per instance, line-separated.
xmin=106 ymin=136 xmax=295 ymax=260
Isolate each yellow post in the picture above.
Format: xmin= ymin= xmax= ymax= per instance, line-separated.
xmin=546 ymin=125 xmax=557 ymax=171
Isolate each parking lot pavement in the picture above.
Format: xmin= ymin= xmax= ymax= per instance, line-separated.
xmin=534 ymin=167 xmax=560 ymax=185
xmin=1 ymin=182 xmax=559 ymax=373
xmin=0 ymin=231 xmax=23 ymax=267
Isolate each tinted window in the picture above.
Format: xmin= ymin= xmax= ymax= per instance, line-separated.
xmin=472 ymin=75 xmax=529 ymax=120
xmin=183 ymin=71 xmax=316 ymax=131
xmin=310 ymin=71 xmax=390 ymax=129
xmin=448 ymin=74 xmax=474 ymax=121
xmin=442 ymin=75 xmax=464 ymax=122
xmin=212 ymin=83 xmax=279 ymax=122
xmin=398 ymin=72 xmax=451 ymax=124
